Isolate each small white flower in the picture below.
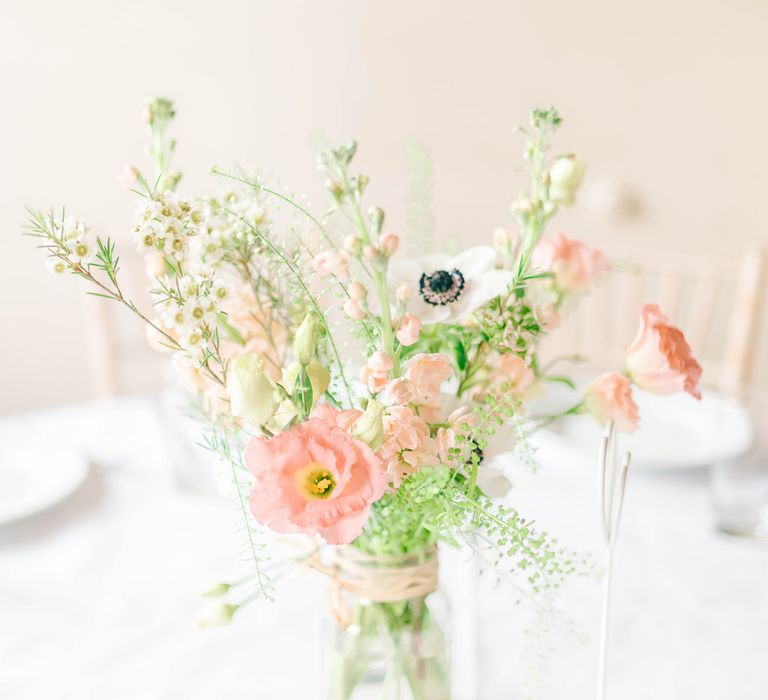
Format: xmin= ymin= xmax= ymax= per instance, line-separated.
xmin=61 ymin=217 xmax=91 ymax=242
xmin=70 ymin=238 xmax=94 ymax=264
xmin=389 ymin=245 xmax=513 ymax=324
xmin=178 ymin=275 xmax=198 ymax=298
xmin=46 ymin=257 xmax=68 ymax=275
xmin=164 ymin=234 xmax=187 ymax=258
xmin=162 ymin=302 xmax=191 ymax=331
xmin=181 ymin=326 xmax=205 ymax=351
xmin=134 ymin=224 xmax=158 ymax=253
xmin=211 ymin=278 xmax=231 ymax=302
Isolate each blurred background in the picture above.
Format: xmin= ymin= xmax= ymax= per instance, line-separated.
xmin=2 ymin=0 xmax=768 ymax=413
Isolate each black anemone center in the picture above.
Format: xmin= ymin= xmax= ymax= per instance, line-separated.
xmin=419 ymin=268 xmax=465 ymax=306
xmin=429 ymin=269 xmax=454 ymax=293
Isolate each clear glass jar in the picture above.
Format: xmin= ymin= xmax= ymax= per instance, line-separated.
xmin=325 ymin=548 xmax=451 ymax=700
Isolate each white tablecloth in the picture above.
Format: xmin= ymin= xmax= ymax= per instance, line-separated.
xmin=1 ymin=393 xmax=766 ymax=699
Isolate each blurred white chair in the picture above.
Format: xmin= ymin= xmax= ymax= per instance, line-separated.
xmin=543 ymin=246 xmax=767 ymax=395
xmin=79 ymin=248 xmax=165 ymax=399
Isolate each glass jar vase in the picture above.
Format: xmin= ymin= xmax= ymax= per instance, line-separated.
xmin=324 ymin=546 xmax=451 ymax=700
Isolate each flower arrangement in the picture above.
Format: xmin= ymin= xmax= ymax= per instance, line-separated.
xmin=27 ymin=100 xmax=702 ymax=697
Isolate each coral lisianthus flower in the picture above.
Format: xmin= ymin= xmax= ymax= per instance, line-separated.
xmin=625 ymin=304 xmax=702 ymax=399
xmin=584 ymin=372 xmax=639 ymax=433
xmin=245 ymin=418 xmax=387 ymax=544
xmin=532 ymin=232 xmax=607 ymax=295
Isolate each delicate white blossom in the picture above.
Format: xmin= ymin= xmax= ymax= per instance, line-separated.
xmin=389 ymin=245 xmax=513 ymax=324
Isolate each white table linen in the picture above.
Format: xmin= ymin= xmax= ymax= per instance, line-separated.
xmin=0 ymin=393 xmax=766 ymax=699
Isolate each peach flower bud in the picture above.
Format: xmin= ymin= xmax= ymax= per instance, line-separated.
xmin=347 ymin=281 xmax=367 ymax=300
xmin=625 ymin=304 xmax=702 ymax=399
xmin=396 ymin=284 xmax=413 ymax=302
xmin=363 ymin=245 xmax=379 ymax=261
xmin=379 ymin=232 xmax=400 ymax=256
xmin=395 ymin=313 xmax=422 ymax=347
xmin=382 ymin=378 xmax=414 ymax=406
xmin=584 ymin=372 xmax=639 ymax=433
xmin=313 ymin=249 xmax=349 ymax=277
xmin=343 ymin=298 xmax=366 ymax=320
xmin=368 ymin=351 xmax=394 ymax=373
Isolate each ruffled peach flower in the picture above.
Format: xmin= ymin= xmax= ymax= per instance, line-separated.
xmin=403 ymin=353 xmax=452 ymax=404
xmin=435 ymin=406 xmax=475 ymax=465
xmin=625 ymin=304 xmax=702 ymax=399
xmin=381 ymin=406 xmax=437 ymax=486
xmin=533 ymin=232 xmax=608 ymax=294
xmin=381 ymin=377 xmax=414 ymax=406
xmin=360 ymin=351 xmax=394 ymax=394
xmin=246 ymin=418 xmax=387 ymax=544
xmin=311 ymin=403 xmax=363 ymax=431
xmin=490 ymin=354 xmax=535 ymax=397
xmin=395 ymin=313 xmax=422 ymax=347
xmin=584 ymin=372 xmax=639 ymax=433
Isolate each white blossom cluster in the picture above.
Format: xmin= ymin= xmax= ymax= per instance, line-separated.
xmin=131 ymin=192 xmax=203 ymax=259
xmin=188 ymin=187 xmax=268 ymax=268
xmin=46 ymin=217 xmax=96 ymax=274
xmin=155 ymin=271 xmax=232 ymax=354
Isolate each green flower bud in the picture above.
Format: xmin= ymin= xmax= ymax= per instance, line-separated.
xmin=226 ymin=354 xmax=278 ymax=427
xmin=351 ymin=399 xmax=384 ymax=451
xmin=196 ymin=602 xmax=239 ymax=629
xmin=548 ymin=155 xmax=586 ymax=207
xmin=292 ymin=314 xmax=317 ymax=366
xmin=282 ymin=360 xmax=330 ymax=400
xmin=368 ymin=206 xmax=385 ymax=236
xmin=201 ymin=582 xmax=231 ymax=598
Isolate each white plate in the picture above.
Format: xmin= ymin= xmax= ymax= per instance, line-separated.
xmin=0 ymin=446 xmax=89 ymax=525
xmin=539 ymin=388 xmax=754 ymax=471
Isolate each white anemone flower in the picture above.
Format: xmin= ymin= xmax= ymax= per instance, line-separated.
xmin=389 ymin=245 xmax=513 ymax=324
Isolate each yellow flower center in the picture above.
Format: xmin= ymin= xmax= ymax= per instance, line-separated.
xmin=297 ymin=462 xmax=336 ymax=499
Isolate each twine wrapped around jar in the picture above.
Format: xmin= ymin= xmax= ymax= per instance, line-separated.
xmin=308 ymin=546 xmax=439 ymax=628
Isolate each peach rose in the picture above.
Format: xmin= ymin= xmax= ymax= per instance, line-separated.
xmin=533 ymin=232 xmax=608 ymax=294
xmin=625 ymin=304 xmax=702 ymax=399
xmin=403 ymin=353 xmax=453 ymax=404
xmin=245 ymin=418 xmax=387 ymax=544
xmin=584 ymin=372 xmax=639 ymax=433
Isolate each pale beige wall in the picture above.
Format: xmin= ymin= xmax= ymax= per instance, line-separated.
xmin=2 ymin=0 xmax=767 ymax=413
